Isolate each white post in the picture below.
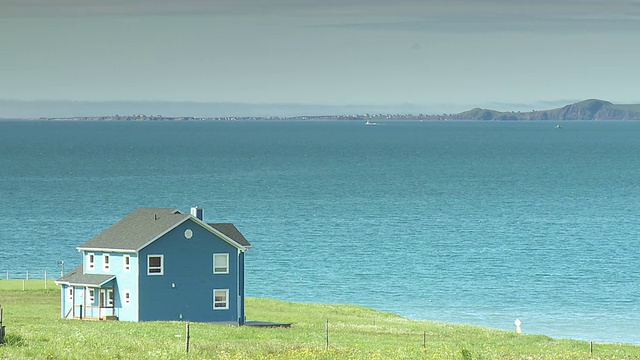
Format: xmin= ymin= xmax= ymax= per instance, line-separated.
xmin=26 ymin=271 xmax=29 ymax=280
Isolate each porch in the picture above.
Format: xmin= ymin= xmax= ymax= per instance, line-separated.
xmin=64 ymin=286 xmax=118 ymax=321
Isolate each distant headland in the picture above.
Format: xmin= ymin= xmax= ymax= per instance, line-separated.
xmin=431 ymin=99 xmax=640 ymax=121
xmin=8 ymin=99 xmax=640 ymax=121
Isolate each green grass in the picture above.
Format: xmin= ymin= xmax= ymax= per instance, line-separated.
xmin=1 ymin=280 xmax=639 ymax=359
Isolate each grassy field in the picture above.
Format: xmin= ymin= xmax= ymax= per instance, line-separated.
xmin=1 ymin=280 xmax=639 ymax=359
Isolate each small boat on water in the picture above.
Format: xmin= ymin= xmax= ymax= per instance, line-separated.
xmin=555 ymin=124 xmax=562 ymax=129
xmin=365 ymin=120 xmax=378 ymax=126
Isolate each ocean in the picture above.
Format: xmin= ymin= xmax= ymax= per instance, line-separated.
xmin=0 ymin=120 xmax=638 ymax=344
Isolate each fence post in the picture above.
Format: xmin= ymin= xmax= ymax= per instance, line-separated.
xmin=0 ymin=304 xmax=4 ymax=344
xmin=423 ymin=331 xmax=426 ymax=349
xmin=26 ymin=271 xmax=29 ymax=280
xmin=590 ymin=341 xmax=593 ymax=356
xmin=5 ymin=271 xmax=7 ymax=280
xmin=22 ymin=280 xmax=25 ymax=291
xmin=185 ymin=322 xmax=190 ymax=353
xmin=325 ymin=319 xmax=329 ymax=350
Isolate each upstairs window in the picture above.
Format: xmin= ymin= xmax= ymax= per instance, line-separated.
xmin=103 ymin=254 xmax=110 ymax=271
xmin=213 ymin=253 xmax=229 ymax=274
xmin=124 ymin=291 xmax=131 ymax=305
xmin=213 ymin=289 xmax=229 ymax=310
xmin=147 ymin=255 xmax=164 ymax=275
xmin=123 ymin=255 xmax=131 ymax=272
xmin=88 ymin=253 xmax=95 ymax=270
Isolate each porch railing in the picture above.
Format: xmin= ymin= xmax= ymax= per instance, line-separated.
xmin=71 ymin=304 xmax=115 ymax=320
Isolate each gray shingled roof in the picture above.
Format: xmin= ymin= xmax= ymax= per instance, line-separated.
xmin=77 ymin=207 xmax=250 ymax=252
xmin=209 ymin=223 xmax=252 ymax=247
xmin=55 ymin=265 xmax=115 ymax=286
xmin=78 ymin=208 xmax=188 ymax=251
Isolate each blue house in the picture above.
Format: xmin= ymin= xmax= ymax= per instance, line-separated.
xmin=55 ymin=207 xmax=251 ymax=323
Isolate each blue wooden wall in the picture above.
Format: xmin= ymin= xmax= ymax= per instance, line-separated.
xmin=138 ymin=219 xmax=243 ymax=323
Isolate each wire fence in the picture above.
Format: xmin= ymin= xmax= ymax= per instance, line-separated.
xmin=0 ymin=270 xmax=63 ymax=290
xmin=1 ymin=269 xmax=63 ymax=281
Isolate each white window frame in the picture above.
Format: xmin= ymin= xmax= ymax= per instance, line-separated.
xmin=87 ymin=287 xmax=95 ymax=304
xmin=123 ymin=255 xmax=131 ymax=272
xmin=124 ymin=290 xmax=131 ymax=305
xmin=107 ymin=288 xmax=114 ymax=307
xmin=87 ymin=253 xmax=95 ymax=270
xmin=68 ymin=287 xmax=74 ymax=302
xmin=103 ymin=254 xmax=110 ymax=271
xmin=147 ymin=254 xmax=164 ymax=275
xmin=213 ymin=253 xmax=229 ymax=274
xmin=213 ymin=289 xmax=229 ymax=310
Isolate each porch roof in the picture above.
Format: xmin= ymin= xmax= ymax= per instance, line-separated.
xmin=55 ymin=265 xmax=116 ymax=287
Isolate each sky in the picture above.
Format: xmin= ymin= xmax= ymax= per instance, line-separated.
xmin=2 ymin=0 xmax=640 ymax=115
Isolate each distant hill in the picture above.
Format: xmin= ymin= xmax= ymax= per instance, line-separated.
xmin=440 ymin=99 xmax=640 ymax=120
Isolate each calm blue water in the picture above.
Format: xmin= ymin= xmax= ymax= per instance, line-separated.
xmin=1 ymin=120 xmax=639 ymax=344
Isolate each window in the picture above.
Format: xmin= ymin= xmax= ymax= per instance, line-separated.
xmin=103 ymin=254 xmax=110 ymax=271
xmin=124 ymin=291 xmax=131 ymax=305
xmin=123 ymin=255 xmax=130 ymax=272
xmin=68 ymin=287 xmax=73 ymax=301
xmin=107 ymin=289 xmax=114 ymax=307
xmin=88 ymin=253 xmax=95 ymax=270
xmin=88 ymin=288 xmax=95 ymax=304
xmin=147 ymin=255 xmax=164 ymax=275
xmin=213 ymin=289 xmax=229 ymax=310
xmin=213 ymin=253 xmax=229 ymax=274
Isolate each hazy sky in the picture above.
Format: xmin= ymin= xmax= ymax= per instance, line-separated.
xmin=2 ymin=0 xmax=640 ymax=111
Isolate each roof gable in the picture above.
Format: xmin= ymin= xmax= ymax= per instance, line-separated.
xmin=77 ymin=208 xmax=187 ymax=252
xmin=77 ymin=207 xmax=250 ymax=252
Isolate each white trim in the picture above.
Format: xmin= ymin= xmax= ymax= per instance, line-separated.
xmin=68 ymin=287 xmax=74 ymax=302
xmin=213 ymin=289 xmax=229 ymax=310
xmin=123 ymin=255 xmax=131 ymax=272
xmin=77 ymin=247 xmax=137 ymax=253
xmin=87 ymin=253 xmax=95 ymax=270
xmin=136 ymin=256 xmax=140 ymax=321
xmin=106 ymin=288 xmax=114 ymax=307
xmin=124 ymin=290 xmax=131 ymax=305
xmin=136 ymin=217 xmax=248 ymax=253
xmin=237 ymin=249 xmax=241 ymax=321
xmin=147 ymin=254 xmax=164 ymax=275
xmin=213 ymin=253 xmax=229 ymax=274
xmin=76 ymin=215 xmax=249 ymax=254
xmin=87 ymin=287 xmax=95 ymax=304
xmin=54 ymin=276 xmax=116 ymax=288
xmin=103 ymin=253 xmax=110 ymax=272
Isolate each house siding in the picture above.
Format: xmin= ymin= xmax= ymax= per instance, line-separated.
xmin=107 ymin=252 xmax=139 ymax=321
xmin=77 ymin=251 xmax=139 ymax=321
xmin=60 ymin=285 xmax=69 ymax=318
xmin=138 ymin=219 xmax=241 ymax=323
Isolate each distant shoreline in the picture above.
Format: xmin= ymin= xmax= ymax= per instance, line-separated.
xmin=2 ymin=99 xmax=640 ymax=121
